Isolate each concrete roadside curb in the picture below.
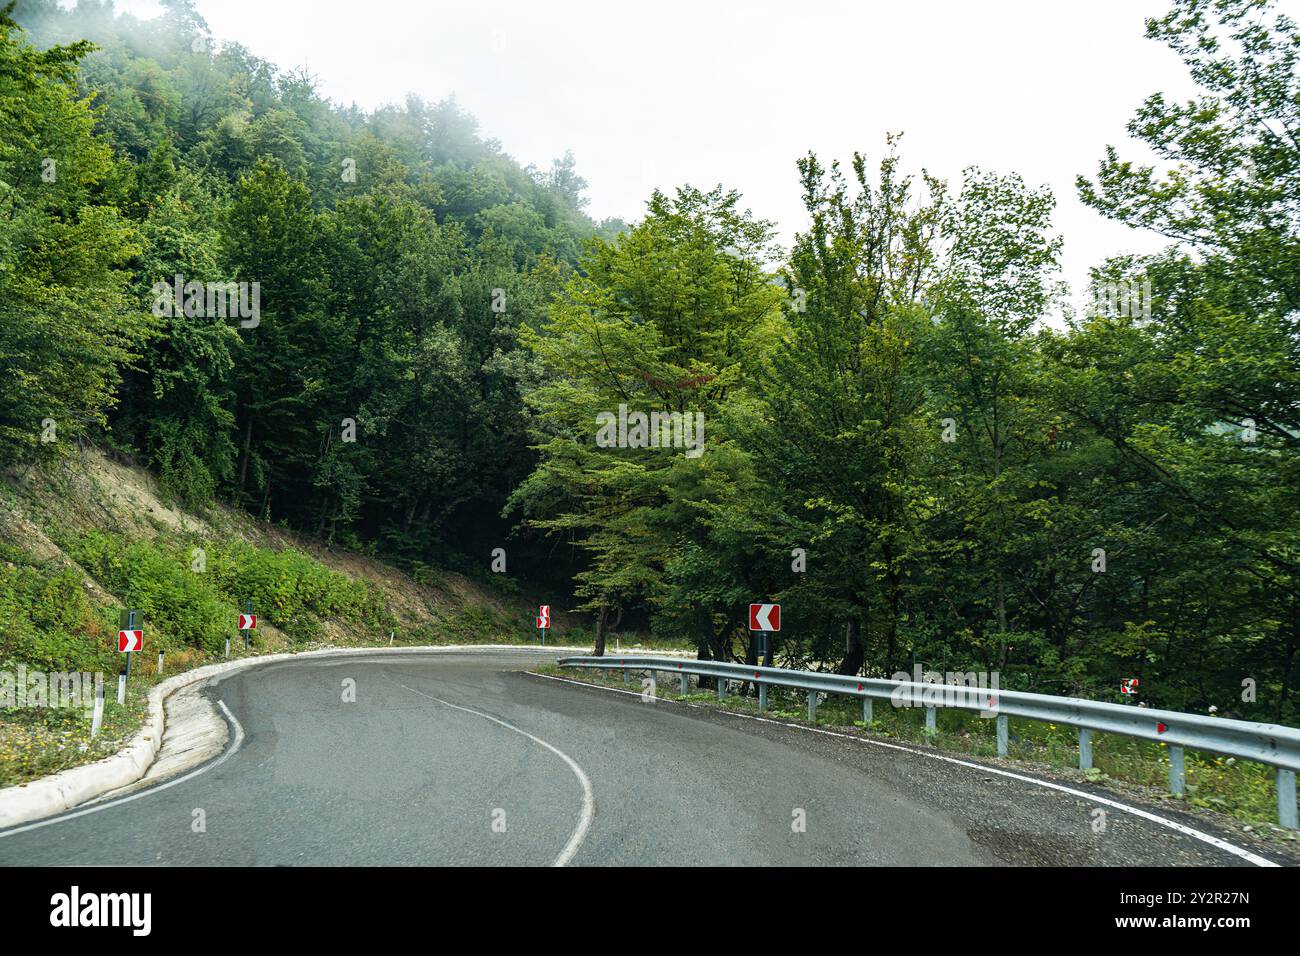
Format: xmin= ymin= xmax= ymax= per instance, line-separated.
xmin=0 ymin=642 xmax=685 ymax=830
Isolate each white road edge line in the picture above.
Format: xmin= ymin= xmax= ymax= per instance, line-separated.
xmin=531 ymin=671 xmax=1281 ymax=868
xmin=0 ymin=700 xmax=246 ymax=839
xmin=389 ymin=678 xmax=594 ymax=868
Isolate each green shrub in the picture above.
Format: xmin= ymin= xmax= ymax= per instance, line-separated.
xmin=67 ymin=531 xmax=231 ymax=653
xmin=205 ymin=541 xmax=391 ymax=639
xmin=0 ymin=560 xmax=109 ymax=672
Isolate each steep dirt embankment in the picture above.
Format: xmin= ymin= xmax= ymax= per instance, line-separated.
xmin=0 ymin=445 xmax=582 ymax=652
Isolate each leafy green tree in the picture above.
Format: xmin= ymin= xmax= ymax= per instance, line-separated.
xmin=914 ymin=169 xmax=1061 ymax=670
xmin=224 ymin=156 xmax=326 ymax=515
xmin=0 ymin=5 xmax=144 ymax=460
xmin=116 ymin=175 xmax=238 ymax=505
xmin=736 ymin=147 xmax=940 ymax=674
xmin=513 ymin=186 xmax=782 ymax=655
xmin=1061 ymin=0 xmax=1300 ymax=715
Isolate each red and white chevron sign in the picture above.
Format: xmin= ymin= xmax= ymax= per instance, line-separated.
xmin=537 ymin=605 xmax=550 ymax=629
xmin=118 ymin=629 xmax=143 ymax=653
xmin=239 ymin=614 xmax=257 ymax=630
xmin=1121 ymin=678 xmax=1139 ymax=696
xmin=749 ymin=603 xmax=780 ymax=632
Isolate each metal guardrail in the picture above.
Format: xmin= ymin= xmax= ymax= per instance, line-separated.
xmin=558 ymin=654 xmax=1300 ymax=829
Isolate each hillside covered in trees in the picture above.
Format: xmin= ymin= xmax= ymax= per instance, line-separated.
xmin=2 ymin=0 xmax=1298 ymax=722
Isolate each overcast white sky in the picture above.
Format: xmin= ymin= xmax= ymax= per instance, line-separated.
xmin=106 ymin=0 xmax=1290 ymax=310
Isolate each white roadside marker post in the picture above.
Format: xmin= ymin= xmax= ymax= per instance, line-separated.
xmin=90 ymin=679 xmax=104 ymax=738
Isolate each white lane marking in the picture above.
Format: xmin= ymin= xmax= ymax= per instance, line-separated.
xmin=531 ymin=671 xmax=1281 ymax=868
xmin=0 ymin=700 xmax=246 ymax=839
xmin=389 ymin=678 xmax=594 ymax=868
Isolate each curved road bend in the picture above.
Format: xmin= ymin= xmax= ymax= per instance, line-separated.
xmin=0 ymin=649 xmax=1280 ymax=866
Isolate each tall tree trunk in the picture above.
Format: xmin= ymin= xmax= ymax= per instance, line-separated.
xmin=696 ymin=620 xmax=730 ymax=690
xmin=593 ymin=605 xmax=608 ymax=657
xmin=837 ymin=617 xmax=864 ymax=675
xmin=402 ymin=496 xmax=421 ymax=534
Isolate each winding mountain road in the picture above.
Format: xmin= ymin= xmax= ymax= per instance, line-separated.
xmin=0 ymin=648 xmax=1281 ymax=866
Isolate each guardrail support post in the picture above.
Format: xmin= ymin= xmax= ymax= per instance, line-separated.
xmin=807 ymin=691 xmax=817 ymax=723
xmin=1278 ymin=768 xmax=1297 ymax=829
xmin=1168 ymin=745 xmax=1186 ymax=796
xmin=622 ymin=667 xmax=628 ymax=684
xmin=862 ymin=697 xmax=872 ymax=724
xmin=1078 ymin=728 xmax=1093 ymax=770
xmin=758 ymin=682 xmax=767 ymax=712
xmin=718 ymin=677 xmax=726 ymax=700
xmin=996 ymin=714 xmax=1008 ymax=757
xmin=679 ymin=672 xmax=688 ymax=695
xmin=925 ymin=706 xmax=936 ymax=735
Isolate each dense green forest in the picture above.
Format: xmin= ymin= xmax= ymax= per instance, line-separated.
xmin=2 ymin=0 xmax=1297 ymax=721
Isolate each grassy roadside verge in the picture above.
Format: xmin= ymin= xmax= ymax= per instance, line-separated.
xmin=534 ymin=662 xmax=1300 ymax=848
